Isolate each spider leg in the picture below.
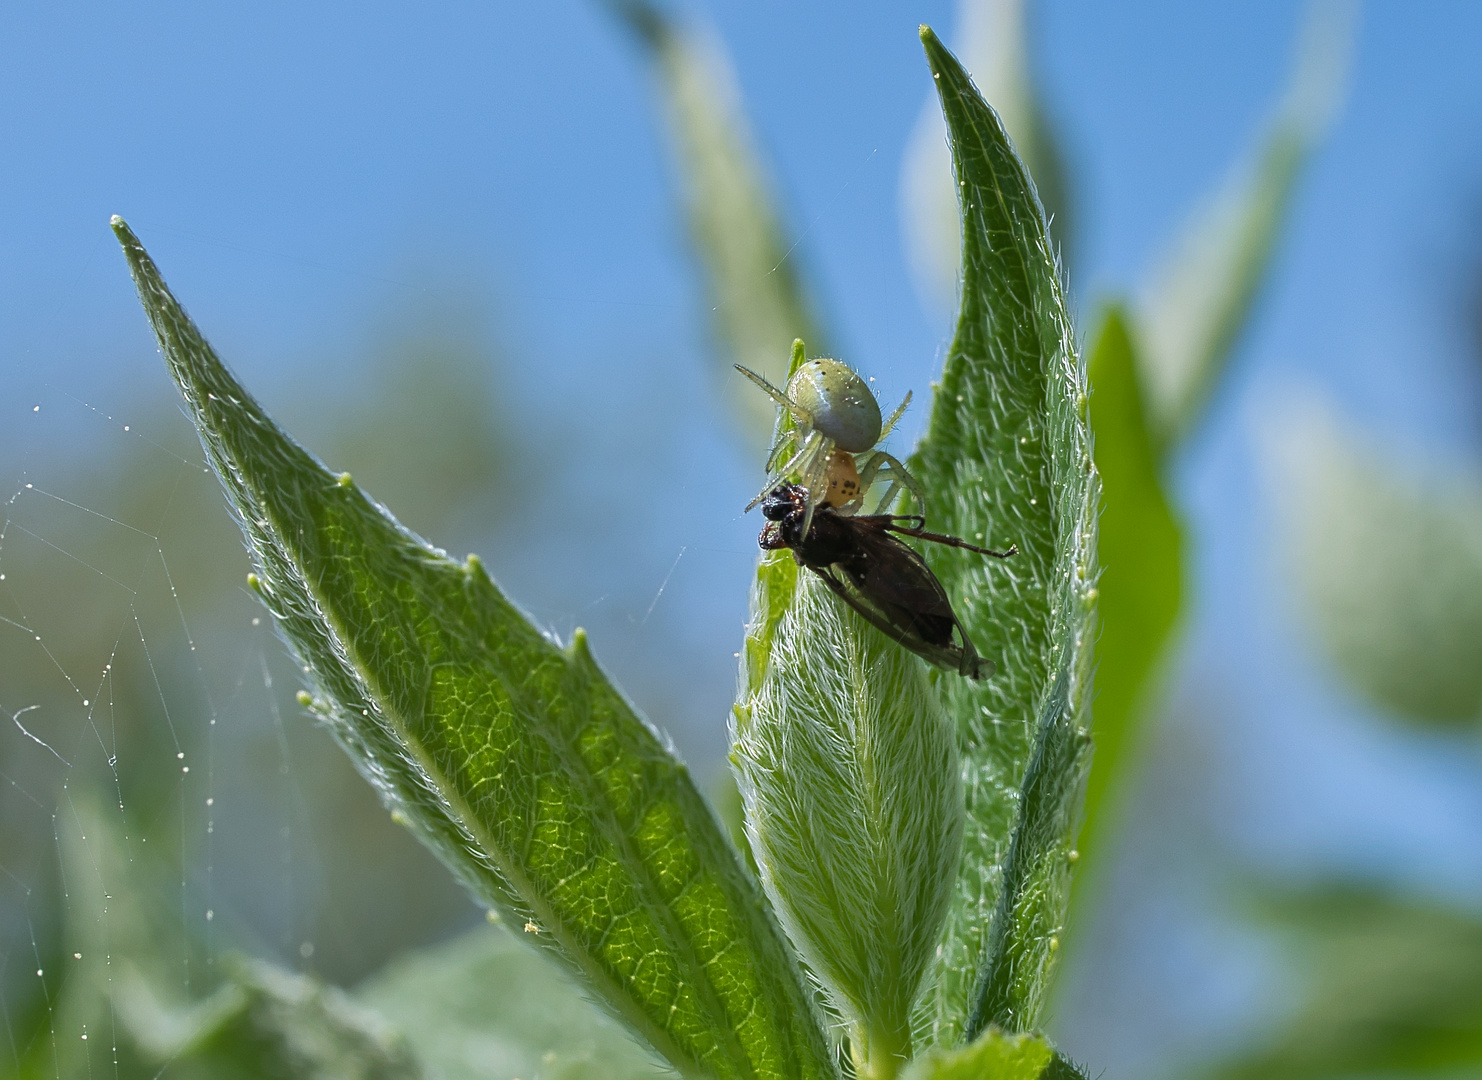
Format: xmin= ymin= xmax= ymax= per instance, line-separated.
xmin=864 ymin=452 xmax=925 ymax=514
xmin=857 ymin=451 xmax=883 ymax=488
xmin=856 ymin=451 xmax=917 ymax=515
xmin=801 ymin=438 xmax=831 ymax=500
xmin=879 ymin=389 xmax=912 ymax=439
xmin=764 ymin=428 xmax=795 ymax=474
xmin=796 ymin=437 xmax=835 ymax=536
xmin=735 ymin=364 xmax=813 ymax=426
xmin=744 ymin=432 xmax=819 ymax=511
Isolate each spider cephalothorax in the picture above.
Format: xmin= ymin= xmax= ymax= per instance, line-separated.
xmin=736 ymin=341 xmax=923 ymax=534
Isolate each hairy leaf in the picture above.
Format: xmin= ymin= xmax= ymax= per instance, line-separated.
xmin=360 ymin=921 xmax=666 ymax=1080
xmin=901 ymin=0 xmax=1075 ymax=317
xmin=733 ymin=573 xmax=964 ymax=1076
xmin=1266 ymin=396 xmax=1482 ymax=725
xmin=611 ymin=0 xmax=829 ymax=448
xmin=1137 ymin=0 xmax=1355 ymax=451
xmin=909 ymin=29 xmax=1097 ymax=1045
xmin=112 ymin=218 xmax=836 ymax=1080
xmin=1073 ymin=306 xmax=1182 ymax=873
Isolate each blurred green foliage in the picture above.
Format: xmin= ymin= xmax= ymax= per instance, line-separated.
xmin=1269 ymin=398 xmax=1482 ymax=725
xmin=1205 ymin=888 xmax=1482 ymax=1080
xmin=360 ymin=920 xmax=668 ymax=1080
xmin=609 ymin=0 xmax=831 ymax=449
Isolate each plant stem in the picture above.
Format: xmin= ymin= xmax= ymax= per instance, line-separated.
xmin=851 ymin=1022 xmax=910 ymax=1080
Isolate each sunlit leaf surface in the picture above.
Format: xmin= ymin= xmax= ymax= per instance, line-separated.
xmin=900 ymin=0 xmax=1075 ymax=317
xmin=909 ymin=29 xmax=1097 ymax=1046
xmin=113 ymin=218 xmax=835 ymax=1080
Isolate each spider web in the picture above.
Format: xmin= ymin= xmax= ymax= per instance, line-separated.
xmin=0 ymin=388 xmax=337 ymax=1077
xmin=0 ymin=291 xmax=757 ymax=1077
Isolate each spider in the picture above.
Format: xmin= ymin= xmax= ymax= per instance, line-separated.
xmin=736 ymin=341 xmax=923 ymax=534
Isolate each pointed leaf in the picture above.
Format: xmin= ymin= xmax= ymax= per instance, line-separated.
xmin=1137 ymin=0 xmax=1356 ymax=451
xmin=901 ymin=0 xmax=1075 ymax=316
xmin=612 ymin=0 xmax=829 ymax=447
xmin=112 ymin=218 xmax=836 ymax=1080
xmin=1073 ymin=305 xmax=1183 ymax=876
xmin=909 ymin=29 xmax=1097 ymax=1044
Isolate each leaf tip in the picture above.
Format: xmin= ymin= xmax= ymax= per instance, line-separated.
xmin=337 ymin=471 xmax=354 ymax=487
xmin=566 ymin=626 xmax=594 ymax=664
xmin=110 ymin=215 xmax=143 ymax=260
xmin=246 ymin=572 xmax=262 ymax=592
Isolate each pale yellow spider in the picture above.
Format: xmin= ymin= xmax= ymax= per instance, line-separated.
xmin=736 ymin=340 xmax=923 ymax=534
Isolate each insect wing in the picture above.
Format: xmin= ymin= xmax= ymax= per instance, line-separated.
xmin=812 ymin=529 xmax=994 ymax=680
xmin=846 ymin=522 xmax=958 ymax=634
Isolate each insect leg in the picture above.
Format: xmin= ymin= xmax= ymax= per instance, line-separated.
xmin=885 ymin=521 xmax=1018 ymax=558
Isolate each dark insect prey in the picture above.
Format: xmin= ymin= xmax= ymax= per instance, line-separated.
xmin=758 ymin=483 xmax=1015 ymax=680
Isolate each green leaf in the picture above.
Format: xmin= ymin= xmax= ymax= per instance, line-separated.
xmin=732 ymin=573 xmax=965 ymax=1078
xmin=1266 ymin=396 xmax=1482 ymax=725
xmin=1136 ymin=0 xmax=1355 ymax=451
xmin=901 ymin=0 xmax=1075 ymax=316
xmin=611 ymin=0 xmax=829 ymax=447
xmin=359 ymin=921 xmax=667 ymax=1080
xmin=909 ymin=29 xmax=1097 ymax=1045
xmin=1205 ymin=887 xmax=1482 ymax=1080
xmin=1073 ymin=306 xmax=1183 ymax=873
xmin=899 ymin=1026 xmax=1056 ymax=1080
xmin=111 ymin=217 xmax=836 ymax=1080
